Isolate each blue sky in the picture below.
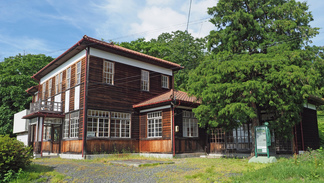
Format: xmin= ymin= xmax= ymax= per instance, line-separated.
xmin=0 ymin=0 xmax=323 ymax=61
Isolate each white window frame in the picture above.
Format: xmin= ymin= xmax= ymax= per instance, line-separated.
xmin=55 ymin=74 xmax=59 ymax=94
xmin=141 ymin=70 xmax=149 ymax=91
xmin=103 ymin=60 xmax=114 ymax=85
xmin=70 ymin=111 xmax=79 ymax=138
xmin=43 ymin=125 xmax=51 ymax=140
xmin=42 ymin=83 xmax=46 ymax=100
xmin=63 ymin=114 xmax=69 ymax=138
xmin=110 ymin=112 xmax=131 ymax=138
xmin=76 ymin=61 xmax=81 ymax=85
xmin=161 ymin=75 xmax=169 ymax=89
xmin=87 ymin=110 xmax=110 ymax=138
xmin=183 ymin=111 xmax=198 ymax=137
xmin=48 ymin=79 xmax=52 ymax=98
xmin=147 ymin=111 xmax=162 ymax=138
xmin=66 ymin=67 xmax=71 ymax=89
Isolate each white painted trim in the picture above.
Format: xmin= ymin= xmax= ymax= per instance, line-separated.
xmin=40 ymin=50 xmax=86 ymax=84
xmin=90 ymin=48 xmax=173 ymax=76
xmin=176 ymin=106 xmax=194 ymax=110
xmin=140 ymin=105 xmax=171 ymax=113
xmin=303 ymin=103 xmax=316 ymax=110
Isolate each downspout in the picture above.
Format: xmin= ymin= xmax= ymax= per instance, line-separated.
xmin=82 ymin=47 xmax=90 ymax=158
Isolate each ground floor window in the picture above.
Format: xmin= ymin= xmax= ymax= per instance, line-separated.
xmin=43 ymin=125 xmax=51 ymax=140
xmin=63 ymin=114 xmax=69 ymax=138
xmin=86 ymin=110 xmax=131 ymax=138
xmin=70 ymin=111 xmax=79 ymax=138
xmin=147 ymin=111 xmax=162 ymax=138
xmin=183 ymin=111 xmax=198 ymax=137
xmin=110 ymin=112 xmax=130 ymax=138
xmin=87 ymin=110 xmax=110 ymax=137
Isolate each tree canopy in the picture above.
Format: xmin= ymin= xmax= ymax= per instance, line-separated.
xmin=0 ymin=54 xmax=53 ymax=135
xmin=207 ymin=0 xmax=319 ymax=54
xmin=118 ymin=30 xmax=207 ymax=90
xmin=188 ymin=0 xmax=323 ymax=141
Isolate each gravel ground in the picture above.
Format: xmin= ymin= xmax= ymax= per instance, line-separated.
xmin=34 ymin=159 xmax=198 ymax=183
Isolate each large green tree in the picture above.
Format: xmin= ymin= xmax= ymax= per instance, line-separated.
xmin=0 ymin=54 xmax=53 ymax=135
xmin=207 ymin=0 xmax=319 ymax=54
xmin=118 ymin=30 xmax=207 ymax=90
xmin=188 ymin=46 xmax=324 ymax=137
xmin=188 ymin=0 xmax=323 ymax=149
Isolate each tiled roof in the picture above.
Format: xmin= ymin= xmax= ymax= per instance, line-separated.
xmin=33 ymin=35 xmax=183 ymax=80
xmin=133 ymin=89 xmax=200 ymax=108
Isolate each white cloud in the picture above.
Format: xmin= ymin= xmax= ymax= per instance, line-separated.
xmin=146 ymin=0 xmax=173 ymax=6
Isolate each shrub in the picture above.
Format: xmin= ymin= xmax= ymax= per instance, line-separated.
xmin=0 ymin=135 xmax=33 ymax=179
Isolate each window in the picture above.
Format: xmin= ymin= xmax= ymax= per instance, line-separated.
xmin=63 ymin=114 xmax=69 ymax=138
xmin=55 ymin=72 xmax=62 ymax=94
xmin=70 ymin=111 xmax=79 ymax=138
xmin=103 ymin=60 xmax=114 ymax=85
xmin=141 ymin=70 xmax=149 ymax=91
xmin=76 ymin=61 xmax=81 ymax=85
xmin=110 ymin=112 xmax=131 ymax=138
xmin=161 ymin=75 xmax=169 ymax=89
xmin=42 ymin=83 xmax=46 ymax=100
xmin=43 ymin=125 xmax=51 ymax=140
xmin=183 ymin=111 xmax=198 ymax=137
xmin=48 ymin=79 xmax=52 ymax=97
xmin=87 ymin=110 xmax=110 ymax=137
xmin=66 ymin=67 xmax=71 ymax=89
xmin=147 ymin=111 xmax=162 ymax=138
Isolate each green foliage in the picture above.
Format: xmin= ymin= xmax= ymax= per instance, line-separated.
xmin=207 ymin=0 xmax=319 ymax=54
xmin=0 ymin=54 xmax=53 ymax=135
xmin=0 ymin=135 xmax=33 ymax=180
xmin=317 ymin=111 xmax=324 ymax=147
xmin=188 ymin=47 xmax=324 ymax=136
xmin=118 ymin=30 xmax=207 ymax=90
xmin=234 ymin=149 xmax=324 ymax=182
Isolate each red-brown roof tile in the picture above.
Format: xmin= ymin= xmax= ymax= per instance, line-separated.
xmin=133 ymin=89 xmax=200 ymax=108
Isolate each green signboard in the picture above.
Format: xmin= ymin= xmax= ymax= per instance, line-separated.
xmin=255 ymin=123 xmax=271 ymax=158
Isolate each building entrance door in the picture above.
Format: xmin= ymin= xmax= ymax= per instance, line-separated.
xmin=52 ymin=126 xmax=61 ymax=153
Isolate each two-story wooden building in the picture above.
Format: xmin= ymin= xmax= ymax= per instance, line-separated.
xmin=21 ymin=35 xmax=204 ymax=159
xmin=15 ymin=35 xmax=323 ymax=159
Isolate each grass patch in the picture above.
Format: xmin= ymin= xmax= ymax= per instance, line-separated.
xmin=8 ymin=163 xmax=68 ymax=183
xmin=234 ymin=149 xmax=324 ymax=182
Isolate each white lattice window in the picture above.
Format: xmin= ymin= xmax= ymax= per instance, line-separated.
xmin=66 ymin=67 xmax=71 ymax=89
xmin=48 ymin=79 xmax=52 ymax=98
xmin=141 ymin=70 xmax=149 ymax=91
xmin=76 ymin=61 xmax=81 ymax=85
xmin=55 ymin=74 xmax=59 ymax=94
xmin=147 ymin=111 xmax=162 ymax=138
xmin=161 ymin=75 xmax=169 ymax=89
xmin=87 ymin=110 xmax=110 ymax=137
xmin=42 ymin=83 xmax=46 ymax=100
xmin=110 ymin=112 xmax=131 ymax=138
xmin=43 ymin=125 xmax=51 ymax=140
xmin=103 ymin=60 xmax=114 ymax=85
xmin=63 ymin=114 xmax=69 ymax=138
xmin=183 ymin=111 xmax=198 ymax=137
xmin=70 ymin=111 xmax=79 ymax=138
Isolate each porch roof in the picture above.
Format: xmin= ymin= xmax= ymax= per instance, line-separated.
xmin=133 ymin=89 xmax=200 ymax=108
xmin=26 ymin=85 xmax=38 ymax=95
xmin=22 ymin=112 xmax=65 ymax=119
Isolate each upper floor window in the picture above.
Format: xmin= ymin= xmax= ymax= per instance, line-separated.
xmin=48 ymin=79 xmax=52 ymax=98
xmin=147 ymin=111 xmax=162 ymax=138
xmin=161 ymin=75 xmax=169 ymax=89
xmin=141 ymin=70 xmax=149 ymax=91
xmin=42 ymin=83 xmax=46 ymax=100
xmin=183 ymin=111 xmax=198 ymax=137
xmin=55 ymin=73 xmax=62 ymax=94
xmin=76 ymin=61 xmax=81 ymax=85
xmin=103 ymin=60 xmax=114 ymax=85
xmin=66 ymin=67 xmax=71 ymax=89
